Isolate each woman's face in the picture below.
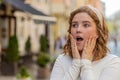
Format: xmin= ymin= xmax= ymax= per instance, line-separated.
xmin=70 ymin=12 xmax=98 ymax=51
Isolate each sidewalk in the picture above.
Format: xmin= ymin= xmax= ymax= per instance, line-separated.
xmin=0 ymin=76 xmax=49 ymax=80
xmin=0 ymin=76 xmax=16 ymax=80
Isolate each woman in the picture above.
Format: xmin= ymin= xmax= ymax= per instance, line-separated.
xmin=50 ymin=5 xmax=120 ymax=80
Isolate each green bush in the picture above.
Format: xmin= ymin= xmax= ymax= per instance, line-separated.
xmin=37 ymin=52 xmax=50 ymax=68
xmin=6 ymin=35 xmax=19 ymax=63
xmin=17 ymin=66 xmax=33 ymax=79
xmin=25 ymin=36 xmax=31 ymax=53
xmin=39 ymin=35 xmax=48 ymax=53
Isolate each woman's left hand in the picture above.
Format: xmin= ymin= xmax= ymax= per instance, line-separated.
xmin=82 ymin=36 xmax=97 ymax=61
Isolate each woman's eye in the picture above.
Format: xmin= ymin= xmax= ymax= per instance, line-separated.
xmin=83 ymin=24 xmax=90 ymax=27
xmin=72 ymin=24 xmax=78 ymax=28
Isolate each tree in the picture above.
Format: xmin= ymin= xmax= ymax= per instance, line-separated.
xmin=25 ymin=36 xmax=31 ymax=53
xmin=39 ymin=35 xmax=48 ymax=53
xmin=6 ymin=35 xmax=19 ymax=63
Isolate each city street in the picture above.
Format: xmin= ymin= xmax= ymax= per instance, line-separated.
xmin=107 ymin=41 xmax=120 ymax=56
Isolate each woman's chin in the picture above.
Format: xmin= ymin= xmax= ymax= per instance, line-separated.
xmin=77 ymin=46 xmax=83 ymax=52
xmin=76 ymin=42 xmax=84 ymax=51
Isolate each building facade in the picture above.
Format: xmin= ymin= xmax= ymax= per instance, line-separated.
xmin=0 ymin=0 xmax=56 ymax=57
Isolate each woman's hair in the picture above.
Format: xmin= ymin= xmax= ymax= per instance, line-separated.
xmin=63 ymin=5 xmax=109 ymax=61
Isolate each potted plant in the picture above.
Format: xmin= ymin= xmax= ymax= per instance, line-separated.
xmin=37 ymin=52 xmax=51 ymax=78
xmin=17 ymin=66 xmax=33 ymax=80
xmin=1 ymin=35 xmax=19 ymax=75
xmin=37 ymin=52 xmax=50 ymax=68
xmin=23 ymin=36 xmax=32 ymax=65
xmin=37 ymin=35 xmax=51 ymax=78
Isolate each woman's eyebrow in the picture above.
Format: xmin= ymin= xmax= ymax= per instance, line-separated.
xmin=71 ymin=21 xmax=78 ymax=23
xmin=82 ymin=21 xmax=91 ymax=24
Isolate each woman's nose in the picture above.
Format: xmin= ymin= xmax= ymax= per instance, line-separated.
xmin=76 ymin=25 xmax=82 ymax=33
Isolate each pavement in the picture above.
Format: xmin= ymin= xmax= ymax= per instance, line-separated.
xmin=0 ymin=76 xmax=16 ymax=80
xmin=0 ymin=76 xmax=49 ymax=80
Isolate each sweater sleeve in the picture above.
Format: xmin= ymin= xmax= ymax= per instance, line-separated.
xmin=99 ymin=57 xmax=120 ymax=80
xmin=80 ymin=57 xmax=120 ymax=80
xmin=80 ymin=59 xmax=95 ymax=80
xmin=50 ymin=55 xmax=81 ymax=80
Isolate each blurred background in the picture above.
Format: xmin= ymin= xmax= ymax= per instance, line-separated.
xmin=0 ymin=0 xmax=120 ymax=80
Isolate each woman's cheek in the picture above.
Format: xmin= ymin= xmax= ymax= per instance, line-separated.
xmin=84 ymin=32 xmax=90 ymax=39
xmin=85 ymin=30 xmax=97 ymax=37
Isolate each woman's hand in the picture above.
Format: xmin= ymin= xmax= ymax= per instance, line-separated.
xmin=70 ymin=34 xmax=80 ymax=59
xmin=82 ymin=36 xmax=97 ymax=61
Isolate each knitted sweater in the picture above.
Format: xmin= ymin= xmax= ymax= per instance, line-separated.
xmin=50 ymin=53 xmax=120 ymax=80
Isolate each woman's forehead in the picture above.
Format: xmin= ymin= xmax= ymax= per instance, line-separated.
xmin=72 ymin=12 xmax=94 ymax=23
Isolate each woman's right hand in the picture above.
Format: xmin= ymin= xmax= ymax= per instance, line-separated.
xmin=70 ymin=34 xmax=80 ymax=59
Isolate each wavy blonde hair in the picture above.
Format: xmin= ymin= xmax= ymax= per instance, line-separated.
xmin=63 ymin=5 xmax=109 ymax=61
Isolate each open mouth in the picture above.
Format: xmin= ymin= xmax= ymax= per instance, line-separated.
xmin=76 ymin=37 xmax=84 ymax=41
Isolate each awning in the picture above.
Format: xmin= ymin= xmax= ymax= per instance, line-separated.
xmin=32 ymin=15 xmax=56 ymax=24
xmin=3 ymin=0 xmax=56 ymax=23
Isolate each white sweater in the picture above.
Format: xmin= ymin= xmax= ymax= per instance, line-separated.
xmin=50 ymin=53 xmax=120 ymax=80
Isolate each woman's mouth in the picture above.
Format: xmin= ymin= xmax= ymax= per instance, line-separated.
xmin=76 ymin=37 xmax=84 ymax=41
xmin=75 ymin=36 xmax=84 ymax=50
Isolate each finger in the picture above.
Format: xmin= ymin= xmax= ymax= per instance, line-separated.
xmin=70 ymin=34 xmax=76 ymax=52
xmin=70 ymin=34 xmax=75 ymax=48
xmin=70 ymin=34 xmax=80 ymax=59
xmin=90 ymin=36 xmax=97 ymax=50
xmin=84 ymin=39 xmax=88 ymax=50
xmin=87 ymin=36 xmax=92 ymax=49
